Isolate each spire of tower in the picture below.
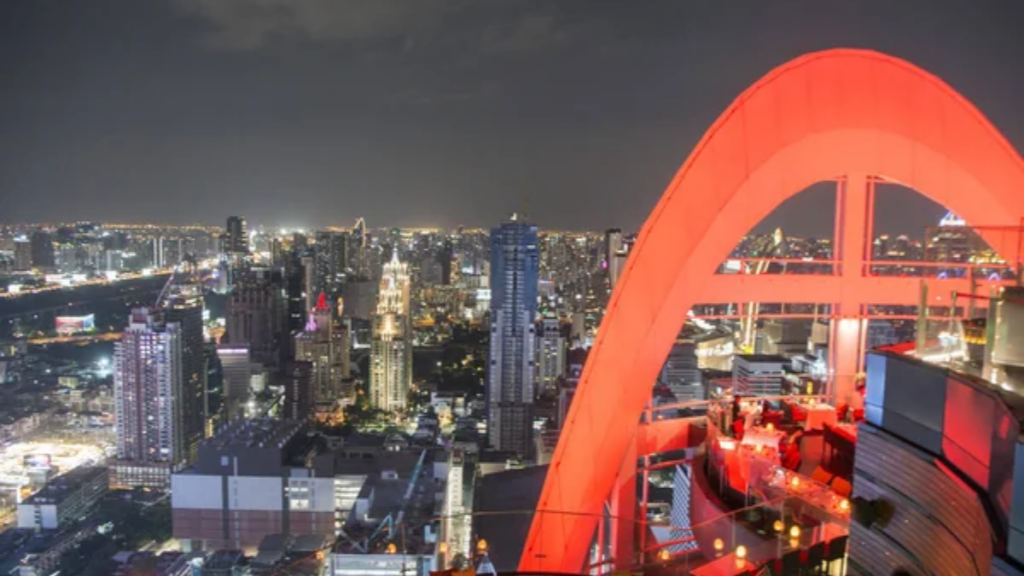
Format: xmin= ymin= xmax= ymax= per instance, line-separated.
xmin=316 ymin=292 xmax=328 ymax=310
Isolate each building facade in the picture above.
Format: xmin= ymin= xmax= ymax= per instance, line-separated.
xmin=171 ymin=419 xmax=334 ymax=552
xmin=536 ymin=316 xmax=565 ymax=394
xmin=224 ymin=216 xmax=248 ymax=256
xmin=225 ymin=269 xmax=285 ymax=369
xmin=113 ymin=307 xmax=184 ymax=488
xmin=164 ymin=285 xmax=206 ymax=462
xmin=370 ymin=251 xmax=412 ymax=411
xmin=487 ymin=217 xmax=539 ymax=456
xmin=17 ymin=467 xmax=109 ymax=531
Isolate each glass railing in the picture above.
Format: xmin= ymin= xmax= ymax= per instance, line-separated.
xmin=414 ymin=502 xmax=848 ymax=575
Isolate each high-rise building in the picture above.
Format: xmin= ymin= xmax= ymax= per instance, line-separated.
xmin=217 ymin=345 xmax=251 ymax=419
xmin=314 ymin=231 xmax=348 ymax=298
xmin=112 ymin=308 xmax=184 ymax=488
xmin=661 ymin=338 xmax=704 ymax=401
xmin=13 ymin=236 xmax=31 ymax=271
xmin=536 ymin=316 xmax=565 ymax=395
xmin=283 ymin=361 xmax=315 ymax=421
xmin=224 ymin=216 xmax=248 ymax=255
xmin=487 ymin=216 xmax=539 ymax=456
xmin=370 ymin=251 xmax=412 ymax=411
xmin=438 ymin=238 xmax=454 ymax=286
xmin=30 ymin=231 xmax=55 ymax=270
xmin=163 ymin=285 xmax=206 ymax=462
xmin=226 ymin=269 xmax=285 ymax=369
xmin=604 ymin=228 xmax=629 ymax=290
xmin=283 ymin=250 xmax=308 ymax=353
xmin=294 ymin=293 xmax=352 ymax=408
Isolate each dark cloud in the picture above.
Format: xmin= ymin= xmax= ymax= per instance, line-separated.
xmin=1 ymin=0 xmax=1023 ymax=238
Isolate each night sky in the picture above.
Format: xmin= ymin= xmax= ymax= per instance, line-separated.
xmin=2 ymin=1 xmax=1023 ymax=238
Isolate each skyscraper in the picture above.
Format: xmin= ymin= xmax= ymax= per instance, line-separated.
xmin=370 ymin=251 xmax=412 ymax=411
xmin=226 ymin=269 xmax=285 ymax=369
xmin=112 ymin=308 xmax=184 ymax=489
xmin=163 ymin=285 xmax=206 ymax=462
xmin=224 ymin=216 xmax=248 ymax=256
xmin=488 ymin=216 xmax=539 ymax=456
xmin=295 ymin=293 xmax=352 ymax=408
xmin=13 ymin=236 xmax=31 ymax=271
xmin=30 ymin=231 xmax=55 ymax=270
xmin=314 ymin=231 xmax=348 ymax=298
xmin=605 ymin=228 xmax=628 ymax=289
xmin=438 ymin=238 xmax=454 ymax=286
xmin=536 ymin=316 xmax=566 ymax=394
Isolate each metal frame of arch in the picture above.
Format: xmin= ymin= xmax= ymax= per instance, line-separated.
xmin=520 ymin=48 xmax=1024 ymax=572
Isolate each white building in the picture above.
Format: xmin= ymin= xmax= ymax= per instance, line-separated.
xmin=370 ymin=251 xmax=412 ymax=411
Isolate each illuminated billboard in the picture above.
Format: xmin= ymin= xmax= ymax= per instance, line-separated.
xmin=55 ymin=314 xmax=96 ymax=335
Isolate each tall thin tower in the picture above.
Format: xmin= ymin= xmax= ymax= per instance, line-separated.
xmin=488 ymin=215 xmax=539 ymax=456
xmin=370 ymin=250 xmax=412 ymax=411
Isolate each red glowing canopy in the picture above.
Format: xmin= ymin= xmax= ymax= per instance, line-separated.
xmin=521 ymin=48 xmax=1024 ymax=572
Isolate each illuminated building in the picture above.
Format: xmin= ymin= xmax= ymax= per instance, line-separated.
xmin=217 ymin=345 xmax=250 ymax=419
xmin=112 ymin=307 xmax=184 ymax=489
xmin=17 ymin=466 xmax=109 ymax=531
xmin=487 ymin=216 xmax=539 ymax=456
xmin=536 ymin=316 xmax=565 ymax=394
xmin=604 ymin=228 xmax=627 ymax=289
xmin=171 ymin=419 xmax=334 ymax=551
xmin=314 ymin=230 xmax=348 ymax=298
xmin=370 ymin=250 xmax=412 ymax=411
xmin=294 ymin=293 xmax=352 ymax=407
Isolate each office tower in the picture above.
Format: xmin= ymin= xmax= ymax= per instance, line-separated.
xmin=370 ymin=251 xmax=412 ymax=411
xmin=301 ymin=254 xmax=316 ymax=313
xmin=217 ymin=345 xmax=251 ymax=419
xmin=536 ymin=316 xmax=566 ymax=394
xmin=163 ymin=285 xmax=206 ymax=461
xmin=112 ymin=308 xmax=184 ymax=488
xmin=314 ymin=231 xmax=348 ymax=298
xmin=487 ymin=216 xmax=539 ymax=456
xmin=283 ymin=251 xmax=308 ymax=350
xmin=30 ymin=231 xmax=55 ymax=270
xmin=13 ymin=236 xmax=31 ymax=271
xmin=605 ymin=228 xmax=628 ymax=289
xmin=294 ymin=293 xmax=351 ymax=407
xmin=225 ymin=269 xmax=285 ymax=369
xmin=661 ymin=338 xmax=704 ymax=401
xmin=438 ymin=238 xmax=454 ymax=285
xmin=283 ymin=361 xmax=315 ymax=420
xmin=732 ymin=354 xmax=787 ymax=396
xmin=159 ymin=237 xmax=182 ymax=268
xmin=225 ymin=216 xmax=248 ymax=255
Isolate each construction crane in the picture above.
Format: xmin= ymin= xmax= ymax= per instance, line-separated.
xmin=739 ymin=228 xmax=785 ymax=353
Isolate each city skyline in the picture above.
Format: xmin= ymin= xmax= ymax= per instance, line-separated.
xmin=4 ymin=1 xmax=1024 ymax=236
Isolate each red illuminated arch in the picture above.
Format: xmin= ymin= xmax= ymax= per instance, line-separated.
xmin=521 ymin=49 xmax=1024 ymax=572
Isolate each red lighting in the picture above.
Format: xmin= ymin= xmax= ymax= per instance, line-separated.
xmin=520 ymin=48 xmax=1024 ymax=573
